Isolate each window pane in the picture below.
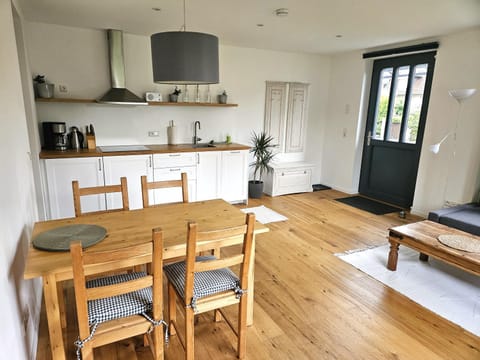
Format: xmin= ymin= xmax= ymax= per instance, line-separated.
xmin=373 ymin=68 xmax=393 ymax=140
xmin=403 ymin=64 xmax=427 ymax=144
xmin=387 ymin=66 xmax=410 ymax=142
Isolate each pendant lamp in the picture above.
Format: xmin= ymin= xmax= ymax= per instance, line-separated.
xmin=150 ymin=0 xmax=219 ymax=84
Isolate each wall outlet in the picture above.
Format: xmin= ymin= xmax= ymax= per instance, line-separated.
xmin=148 ymin=131 xmax=160 ymax=137
xmin=58 ymin=85 xmax=68 ymax=93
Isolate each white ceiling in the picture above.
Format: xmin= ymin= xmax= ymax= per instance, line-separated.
xmin=17 ymin=0 xmax=480 ymax=54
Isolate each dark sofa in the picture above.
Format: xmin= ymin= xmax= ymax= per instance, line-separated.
xmin=428 ymin=202 xmax=480 ymax=236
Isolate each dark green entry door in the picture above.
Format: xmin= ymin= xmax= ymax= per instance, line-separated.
xmin=359 ymin=52 xmax=436 ymax=208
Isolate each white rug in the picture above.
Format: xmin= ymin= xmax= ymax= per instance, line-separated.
xmin=336 ymin=244 xmax=480 ymax=336
xmin=241 ymin=205 xmax=288 ymax=224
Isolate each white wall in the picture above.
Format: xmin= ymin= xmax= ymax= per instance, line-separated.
xmin=412 ymin=28 xmax=480 ymax=215
xmin=0 ymin=1 xmax=42 ymax=358
xmin=25 ymin=22 xmax=330 ymax=180
xmin=322 ymin=27 xmax=480 ymax=215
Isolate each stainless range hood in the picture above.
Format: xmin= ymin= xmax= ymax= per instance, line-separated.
xmin=97 ymin=29 xmax=148 ymax=105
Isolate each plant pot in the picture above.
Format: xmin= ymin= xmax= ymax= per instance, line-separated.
xmin=218 ymin=94 xmax=227 ymax=104
xmin=36 ymin=83 xmax=54 ymax=98
xmin=248 ymin=180 xmax=264 ymax=199
xmin=169 ymin=94 xmax=178 ymax=102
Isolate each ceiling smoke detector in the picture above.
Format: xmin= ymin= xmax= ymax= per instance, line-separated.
xmin=275 ymin=8 xmax=289 ymax=17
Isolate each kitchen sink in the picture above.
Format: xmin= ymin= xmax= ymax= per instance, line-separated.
xmin=193 ymin=143 xmax=217 ymax=148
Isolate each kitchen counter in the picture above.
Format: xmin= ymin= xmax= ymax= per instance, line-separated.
xmin=39 ymin=142 xmax=250 ymax=159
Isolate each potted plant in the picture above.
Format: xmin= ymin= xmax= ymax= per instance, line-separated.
xmin=248 ymin=131 xmax=276 ymax=198
xmin=33 ymin=75 xmax=54 ymax=98
xmin=169 ymin=86 xmax=181 ymax=102
xmin=218 ymin=90 xmax=227 ymax=104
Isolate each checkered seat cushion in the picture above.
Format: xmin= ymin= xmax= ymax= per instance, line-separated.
xmin=164 ymin=256 xmax=241 ymax=311
xmin=86 ymin=272 xmax=152 ymax=325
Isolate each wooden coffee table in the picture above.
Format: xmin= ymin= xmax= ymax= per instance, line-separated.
xmin=387 ymin=220 xmax=480 ymax=276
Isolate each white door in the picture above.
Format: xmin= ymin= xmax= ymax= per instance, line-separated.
xmin=103 ymin=155 xmax=153 ymax=210
xmin=44 ymin=157 xmax=105 ymax=219
xmin=196 ymin=151 xmax=220 ymax=201
xmin=220 ymin=150 xmax=248 ymax=203
xmin=153 ymin=166 xmax=197 ymax=204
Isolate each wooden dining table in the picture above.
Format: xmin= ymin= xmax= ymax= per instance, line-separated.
xmin=24 ymin=199 xmax=268 ymax=360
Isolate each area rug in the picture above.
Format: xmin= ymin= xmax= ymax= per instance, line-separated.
xmin=241 ymin=205 xmax=288 ymax=224
xmin=335 ymin=195 xmax=401 ymax=215
xmin=336 ymin=244 xmax=480 ymax=336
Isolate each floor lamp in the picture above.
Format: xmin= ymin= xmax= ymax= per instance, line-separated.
xmin=430 ymin=88 xmax=477 ymax=205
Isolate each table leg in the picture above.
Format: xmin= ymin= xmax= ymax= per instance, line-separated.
xmin=387 ymin=240 xmax=400 ymax=271
xmin=419 ymin=253 xmax=429 ymax=261
xmin=246 ymin=235 xmax=256 ymax=326
xmin=43 ymin=274 xmax=66 ymax=360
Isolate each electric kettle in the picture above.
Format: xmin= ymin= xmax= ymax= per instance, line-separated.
xmin=69 ymin=126 xmax=84 ymax=150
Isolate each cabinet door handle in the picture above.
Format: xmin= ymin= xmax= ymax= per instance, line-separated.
xmin=281 ymin=172 xmax=284 ymax=176
xmin=170 ymin=168 xmax=181 ymax=172
xmin=169 ymin=154 xmax=181 ymax=157
xmin=148 ymin=156 xmax=152 ymax=168
xmin=304 ymin=170 xmax=307 ymax=174
xmin=98 ymin=159 xmax=102 ymax=171
xmin=197 ymin=153 xmax=200 ymax=164
xmin=230 ymin=151 xmax=240 ymax=154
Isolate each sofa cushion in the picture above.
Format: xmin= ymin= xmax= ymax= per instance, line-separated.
xmin=428 ymin=203 xmax=480 ymax=236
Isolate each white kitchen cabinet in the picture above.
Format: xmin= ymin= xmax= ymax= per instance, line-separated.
xmin=102 ymin=154 xmax=153 ymax=210
xmin=220 ymin=150 xmax=248 ymax=203
xmin=152 ymin=153 xmax=197 ymax=204
xmin=264 ymin=81 xmax=309 ymax=153
xmin=263 ymin=162 xmax=314 ymax=197
xmin=196 ymin=151 xmax=220 ymax=201
xmin=44 ymin=157 xmax=105 ymax=219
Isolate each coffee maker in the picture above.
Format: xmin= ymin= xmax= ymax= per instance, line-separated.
xmin=42 ymin=122 xmax=68 ymax=151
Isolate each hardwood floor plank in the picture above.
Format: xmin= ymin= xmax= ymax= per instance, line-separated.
xmin=36 ymin=191 xmax=480 ymax=359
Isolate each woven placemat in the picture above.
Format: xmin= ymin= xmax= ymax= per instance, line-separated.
xmin=438 ymin=234 xmax=480 ymax=253
xmin=33 ymin=224 xmax=107 ymax=251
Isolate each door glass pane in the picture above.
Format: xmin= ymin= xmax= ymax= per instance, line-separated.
xmin=387 ymin=66 xmax=410 ymax=142
xmin=373 ymin=67 xmax=393 ymax=140
xmin=403 ymin=64 xmax=428 ymax=144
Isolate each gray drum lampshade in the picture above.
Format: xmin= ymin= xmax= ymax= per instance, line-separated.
xmin=151 ymin=31 xmax=219 ymax=84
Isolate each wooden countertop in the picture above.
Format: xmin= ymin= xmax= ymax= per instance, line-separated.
xmin=39 ymin=143 xmax=250 ymax=159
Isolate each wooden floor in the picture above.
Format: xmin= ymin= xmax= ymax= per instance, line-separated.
xmin=36 ymin=190 xmax=480 ymax=359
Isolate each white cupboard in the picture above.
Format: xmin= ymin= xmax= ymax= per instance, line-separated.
xmin=220 ymin=150 xmax=248 ymax=203
xmin=103 ymin=155 xmax=153 ymax=210
xmin=152 ymin=153 xmax=197 ymax=204
xmin=196 ymin=151 xmax=220 ymax=201
xmin=264 ymin=81 xmax=309 ymax=153
xmin=263 ymin=162 xmax=314 ymax=197
xmin=44 ymin=157 xmax=105 ymax=219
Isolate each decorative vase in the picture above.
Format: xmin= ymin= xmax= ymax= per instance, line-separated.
xmin=248 ymin=180 xmax=263 ymax=199
xmin=37 ymin=83 xmax=55 ymax=98
xmin=169 ymin=94 xmax=178 ymax=102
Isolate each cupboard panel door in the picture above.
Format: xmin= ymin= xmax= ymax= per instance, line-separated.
xmin=264 ymin=82 xmax=287 ymax=150
xmin=103 ymin=155 xmax=153 ymax=210
xmin=196 ymin=151 xmax=220 ymax=201
xmin=220 ymin=150 xmax=248 ymax=203
xmin=44 ymin=157 xmax=105 ymax=219
xmin=152 ymin=166 xmax=197 ymax=204
xmin=285 ymin=83 xmax=308 ymax=153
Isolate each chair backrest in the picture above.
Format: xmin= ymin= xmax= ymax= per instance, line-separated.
xmin=183 ymin=213 xmax=255 ymax=305
xmin=141 ymin=173 xmax=188 ymax=208
xmin=72 ymin=177 xmax=129 ymax=217
xmin=70 ymin=228 xmax=163 ymax=353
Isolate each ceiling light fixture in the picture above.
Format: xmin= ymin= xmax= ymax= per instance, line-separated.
xmin=274 ymin=8 xmax=289 ymax=17
xmin=150 ymin=0 xmax=219 ymax=84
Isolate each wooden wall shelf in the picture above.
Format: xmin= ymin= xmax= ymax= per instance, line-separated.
xmin=35 ymin=98 xmax=238 ymax=107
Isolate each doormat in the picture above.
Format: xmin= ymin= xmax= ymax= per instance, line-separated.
xmin=335 ymin=195 xmax=401 ymax=215
xmin=336 ymin=245 xmax=480 ymax=336
xmin=240 ymin=205 xmax=287 ymax=224
xmin=312 ymin=184 xmax=331 ymax=191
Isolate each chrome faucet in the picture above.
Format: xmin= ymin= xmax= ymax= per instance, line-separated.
xmin=193 ymin=121 xmax=201 ymax=144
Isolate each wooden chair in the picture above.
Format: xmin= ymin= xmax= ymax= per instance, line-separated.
xmin=72 ymin=177 xmax=129 ymax=217
xmin=70 ymin=228 xmax=165 ymax=360
xmin=141 ymin=173 xmax=188 ymax=208
xmin=164 ymin=213 xmax=256 ymax=360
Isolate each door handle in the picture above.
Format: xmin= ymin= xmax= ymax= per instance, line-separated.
xmin=367 ymin=131 xmax=372 ymax=146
